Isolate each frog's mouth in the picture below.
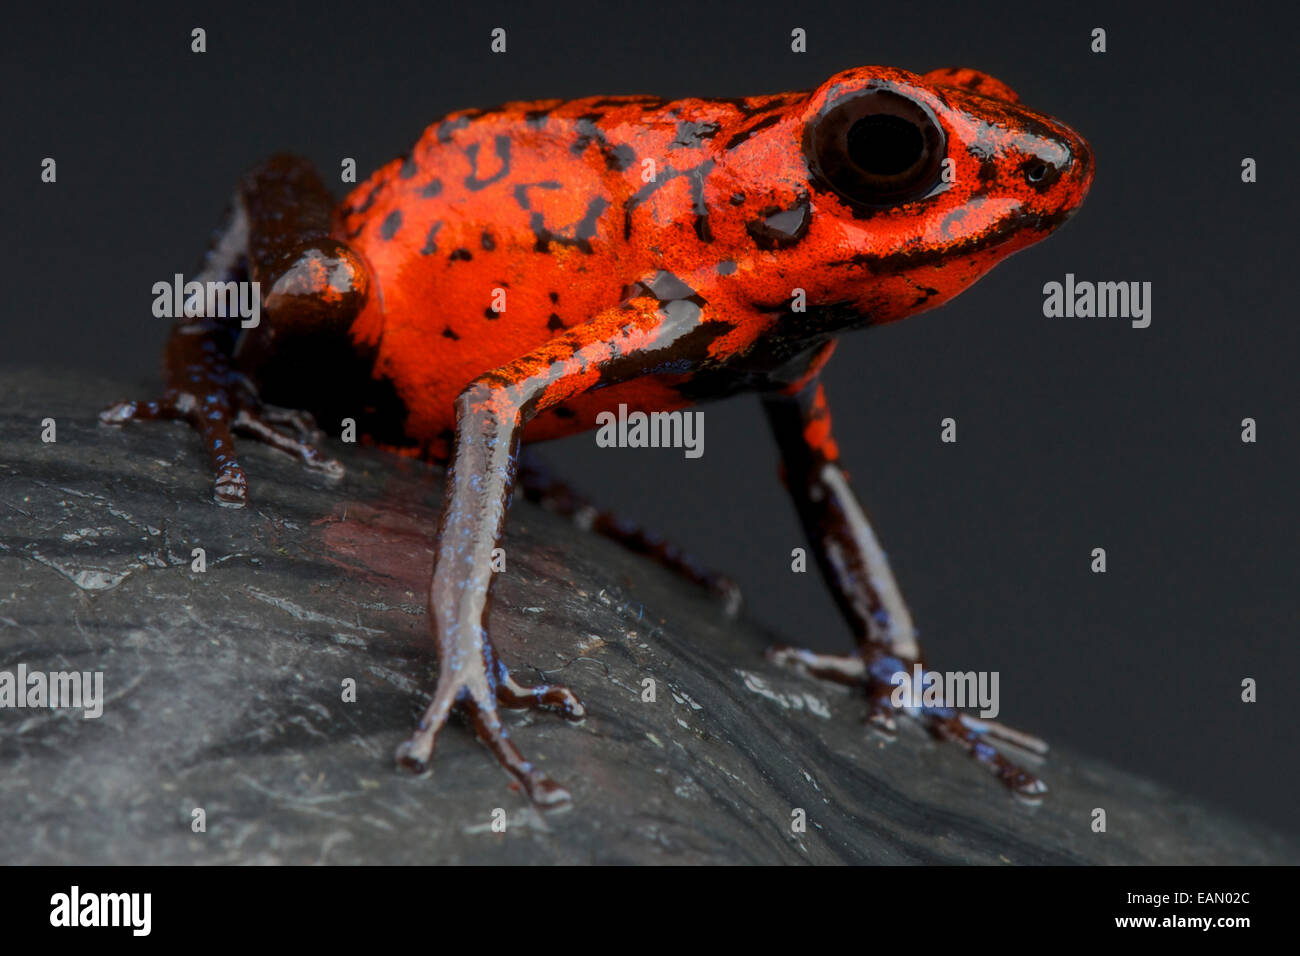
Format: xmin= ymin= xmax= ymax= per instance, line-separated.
xmin=824 ymin=195 xmax=1088 ymax=291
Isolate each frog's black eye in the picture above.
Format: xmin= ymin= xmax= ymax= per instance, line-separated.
xmin=806 ymin=90 xmax=947 ymax=208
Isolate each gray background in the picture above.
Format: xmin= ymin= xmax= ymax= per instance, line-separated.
xmin=5 ymin=0 xmax=1297 ymax=833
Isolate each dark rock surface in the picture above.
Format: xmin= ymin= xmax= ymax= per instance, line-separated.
xmin=1 ymin=368 xmax=1294 ymax=864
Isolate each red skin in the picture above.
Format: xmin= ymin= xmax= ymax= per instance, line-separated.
xmin=340 ymin=65 xmax=1091 ymax=461
xmin=104 ymin=65 xmax=1093 ymax=804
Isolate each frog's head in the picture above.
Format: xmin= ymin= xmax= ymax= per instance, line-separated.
xmin=723 ymin=66 xmax=1093 ymax=325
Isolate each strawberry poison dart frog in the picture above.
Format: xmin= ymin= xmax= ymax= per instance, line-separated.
xmin=103 ymin=66 xmax=1093 ymax=805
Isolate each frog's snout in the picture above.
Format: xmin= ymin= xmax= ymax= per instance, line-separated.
xmin=1037 ymin=121 xmax=1094 ymax=219
xmin=1050 ymin=123 xmax=1092 ymax=214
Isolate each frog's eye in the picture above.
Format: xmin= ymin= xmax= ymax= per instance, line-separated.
xmin=806 ymin=90 xmax=947 ymax=208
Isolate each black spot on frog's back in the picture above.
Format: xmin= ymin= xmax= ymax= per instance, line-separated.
xmin=672 ymin=120 xmax=721 ymax=149
xmin=380 ymin=209 xmax=403 ymax=240
xmin=724 ymin=112 xmax=782 ymax=150
xmin=464 ymin=136 xmax=512 ymax=191
xmin=419 ymin=222 xmax=443 ymax=255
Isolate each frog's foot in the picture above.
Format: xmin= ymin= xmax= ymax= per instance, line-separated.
xmin=100 ymin=390 xmax=343 ymax=508
xmin=767 ymin=644 xmax=1048 ymax=797
xmin=396 ymin=656 xmax=585 ymax=807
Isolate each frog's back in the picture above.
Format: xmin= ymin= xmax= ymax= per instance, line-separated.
xmin=334 ymin=93 xmax=794 ymax=449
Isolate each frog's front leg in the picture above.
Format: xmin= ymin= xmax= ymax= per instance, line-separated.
xmin=761 ymin=379 xmax=1048 ymax=795
xmin=100 ymin=156 xmax=357 ymax=506
xmin=396 ymin=292 xmax=721 ymax=805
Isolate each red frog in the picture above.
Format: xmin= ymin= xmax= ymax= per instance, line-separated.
xmin=103 ymin=65 xmax=1093 ymax=805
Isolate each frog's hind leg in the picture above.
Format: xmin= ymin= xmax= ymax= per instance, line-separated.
xmin=515 ymin=449 xmax=742 ymax=615
xmin=100 ymin=155 xmax=364 ymax=506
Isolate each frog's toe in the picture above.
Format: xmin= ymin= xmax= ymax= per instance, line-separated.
xmin=394 ymin=738 xmax=432 ymax=776
xmin=99 ymin=399 xmax=141 ymax=425
xmin=257 ymin=404 xmax=321 ymax=439
xmin=212 ymin=461 xmax=249 ymax=507
xmin=99 ymin=395 xmax=181 ymax=425
xmin=396 ymin=692 xmax=455 ymax=774
xmin=767 ymin=644 xmax=895 ymax=727
xmin=925 ymin=710 xmax=1048 ymax=798
xmin=232 ymin=407 xmax=344 ymax=479
xmin=496 ymin=666 xmax=586 ymax=721
xmin=473 ymin=718 xmax=572 ymax=806
xmin=766 ymin=644 xmax=867 ymax=684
